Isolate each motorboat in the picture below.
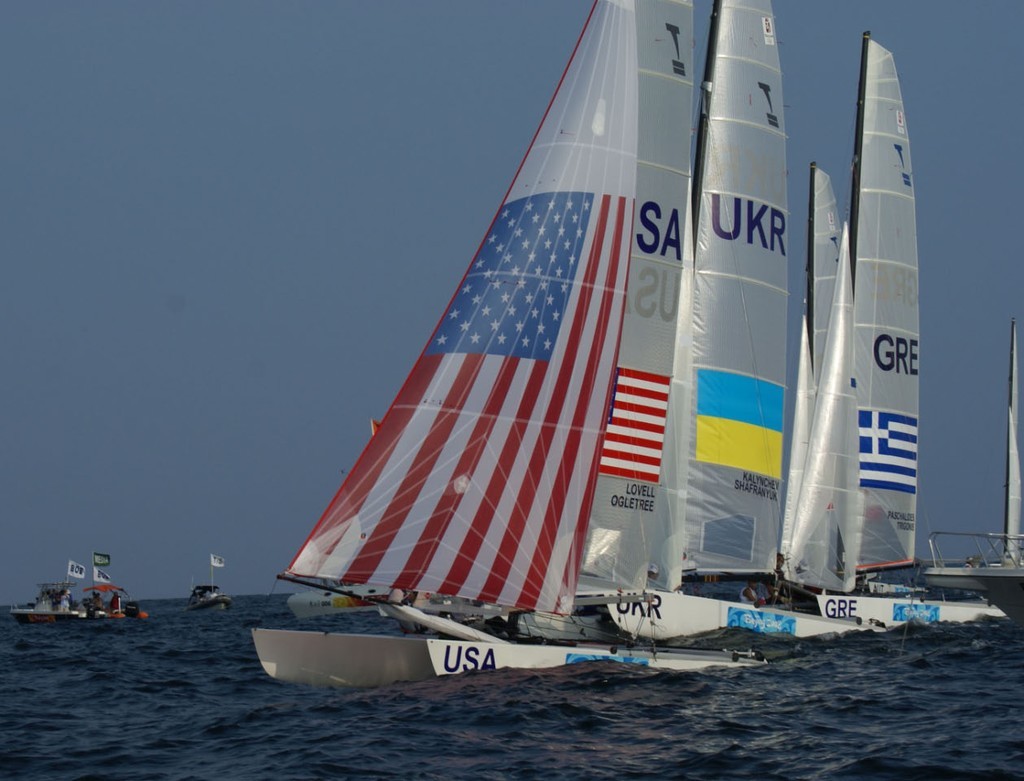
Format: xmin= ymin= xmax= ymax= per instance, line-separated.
xmin=10 ymin=581 xmax=87 ymax=624
xmin=11 ymin=580 xmax=147 ymax=623
xmin=185 ymin=584 xmax=232 ymax=611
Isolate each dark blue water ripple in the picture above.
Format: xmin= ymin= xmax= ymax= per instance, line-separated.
xmin=3 ymin=595 xmax=1024 ymax=780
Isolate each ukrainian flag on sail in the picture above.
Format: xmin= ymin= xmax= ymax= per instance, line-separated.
xmin=695 ymin=369 xmax=784 ymax=478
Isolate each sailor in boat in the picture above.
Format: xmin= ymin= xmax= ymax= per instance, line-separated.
xmin=388 ymin=588 xmax=427 ymax=634
xmin=767 ymin=553 xmax=794 ymax=607
xmin=108 ymin=591 xmax=122 ymax=614
xmin=740 ymin=580 xmax=768 ymax=607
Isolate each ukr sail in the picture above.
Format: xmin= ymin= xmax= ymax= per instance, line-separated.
xmin=682 ymin=0 xmax=788 ymax=574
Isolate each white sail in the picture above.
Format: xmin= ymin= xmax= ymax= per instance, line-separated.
xmin=781 ymin=315 xmax=812 ymax=556
xmin=582 ymin=0 xmax=695 ymax=595
xmin=1007 ymin=320 xmax=1021 ymax=541
xmin=682 ymin=0 xmax=788 ymax=574
xmin=811 ymin=167 xmax=842 ymax=381
xmin=784 ymin=223 xmax=861 ymax=592
xmin=851 ymin=36 xmax=919 ymax=571
xmin=782 ymin=165 xmax=840 ymax=556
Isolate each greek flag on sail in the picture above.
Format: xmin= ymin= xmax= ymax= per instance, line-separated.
xmin=858 ymin=409 xmax=917 ymax=494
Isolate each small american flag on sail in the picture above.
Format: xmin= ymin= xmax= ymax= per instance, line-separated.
xmin=599 ymin=367 xmax=670 ymax=482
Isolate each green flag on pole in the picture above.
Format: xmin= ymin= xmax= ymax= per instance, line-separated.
xmin=93 ymin=552 xmax=111 ymax=567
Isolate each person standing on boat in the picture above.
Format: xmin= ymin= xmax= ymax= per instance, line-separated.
xmin=59 ymin=590 xmax=70 ymax=612
xmin=768 ymin=553 xmax=788 ymax=605
xmin=108 ymin=591 xmax=122 ymax=614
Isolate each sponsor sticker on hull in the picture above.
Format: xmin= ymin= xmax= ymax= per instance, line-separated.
xmin=727 ymin=606 xmax=796 ymax=634
xmin=893 ymin=603 xmax=939 ymax=623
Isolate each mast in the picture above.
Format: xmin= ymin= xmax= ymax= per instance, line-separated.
xmin=1006 ymin=319 xmax=1014 ymax=535
xmin=1006 ymin=318 xmax=1020 ymax=543
xmin=806 ymin=161 xmax=817 ymax=362
xmin=690 ymin=0 xmax=722 ymax=247
xmin=848 ymin=31 xmax=871 ymax=288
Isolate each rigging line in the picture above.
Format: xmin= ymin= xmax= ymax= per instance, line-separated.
xmin=897 ymin=601 xmax=912 ymax=656
xmin=625 ymin=591 xmax=661 ymax=656
xmin=255 ymin=577 xmax=283 ymax=629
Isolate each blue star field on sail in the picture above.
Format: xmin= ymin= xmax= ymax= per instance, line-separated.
xmin=429 ymin=192 xmax=592 ymax=360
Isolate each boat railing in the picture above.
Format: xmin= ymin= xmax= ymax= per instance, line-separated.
xmin=927 ymin=531 xmax=1024 ymax=569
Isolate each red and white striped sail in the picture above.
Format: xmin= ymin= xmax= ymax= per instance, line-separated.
xmin=286 ymin=1 xmax=639 ymax=615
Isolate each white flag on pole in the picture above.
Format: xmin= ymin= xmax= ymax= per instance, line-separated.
xmin=94 ymin=567 xmax=112 ymax=583
xmin=68 ymin=560 xmax=85 ymax=579
xmin=210 ymin=554 xmax=225 ymax=568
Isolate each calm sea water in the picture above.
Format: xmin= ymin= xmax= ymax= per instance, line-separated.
xmin=3 ymin=593 xmax=1023 ymax=781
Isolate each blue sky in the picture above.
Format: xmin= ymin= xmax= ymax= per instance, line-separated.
xmin=3 ymin=1 xmax=1021 ymax=603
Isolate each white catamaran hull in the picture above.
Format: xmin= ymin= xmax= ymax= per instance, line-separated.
xmin=813 ymin=593 xmax=1004 ymax=626
xmin=606 ymin=591 xmax=879 ymax=640
xmin=252 ymin=628 xmax=764 ymax=689
xmin=924 ymin=567 xmax=1024 ymax=626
